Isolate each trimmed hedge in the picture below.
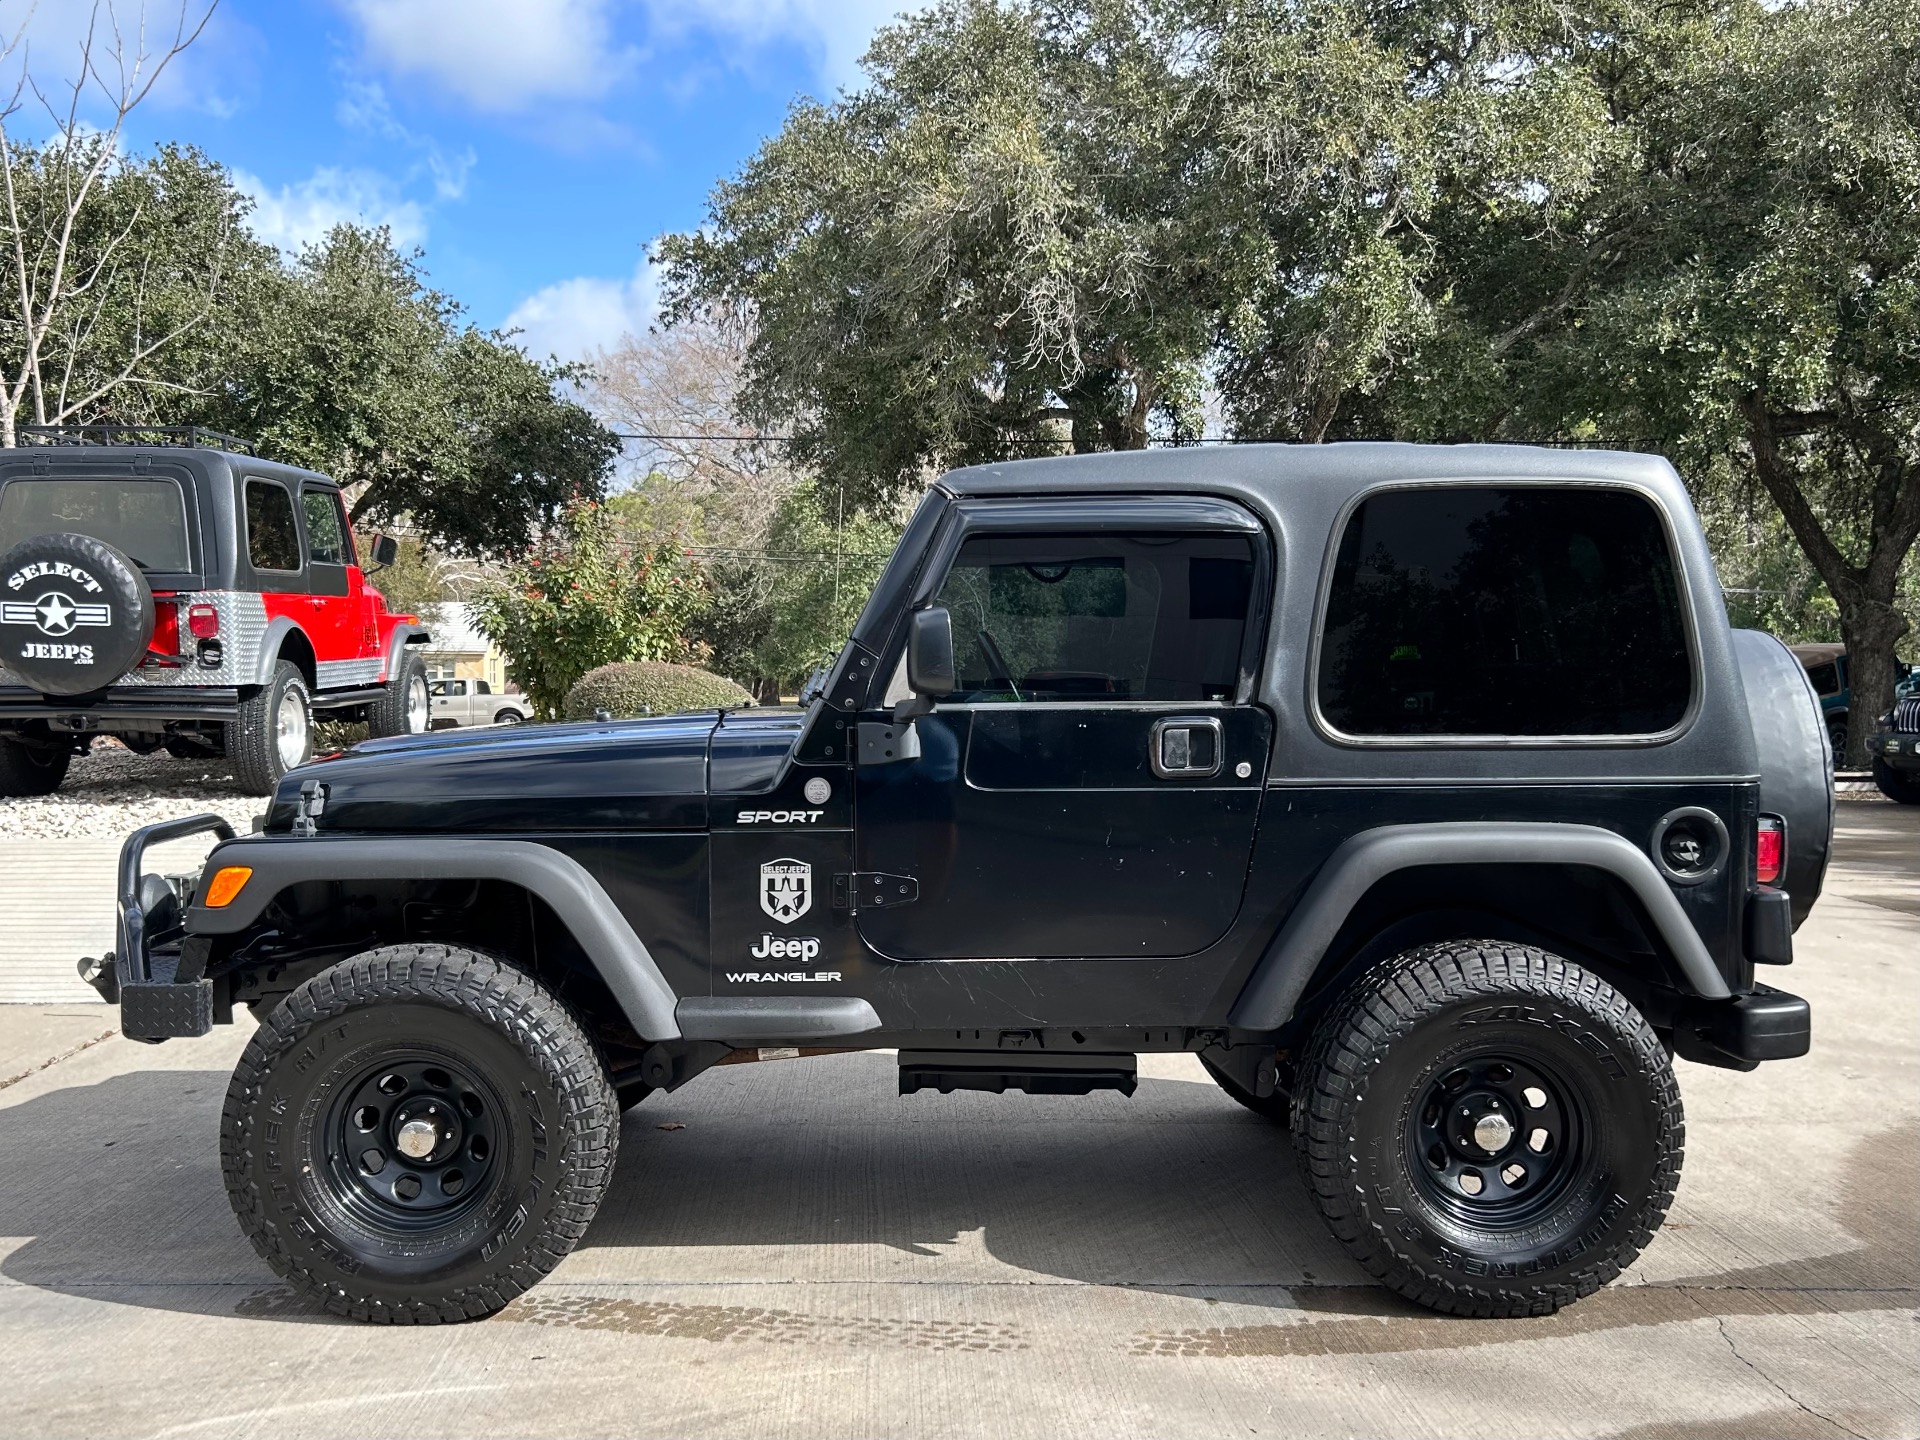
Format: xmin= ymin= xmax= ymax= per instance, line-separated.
xmin=563 ymin=661 xmax=751 ymax=720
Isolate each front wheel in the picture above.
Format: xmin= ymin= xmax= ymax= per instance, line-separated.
xmin=369 ymin=650 xmax=430 ymax=739
xmin=1294 ymin=941 xmax=1682 ymax=1317
xmin=1873 ymin=758 xmax=1920 ymax=804
xmin=222 ymin=946 xmax=619 ymax=1323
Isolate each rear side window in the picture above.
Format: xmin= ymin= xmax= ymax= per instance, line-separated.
xmin=1316 ymin=486 xmax=1691 ymax=737
xmin=301 ymin=488 xmax=347 ymax=565
xmin=0 ymin=477 xmax=191 ymax=571
xmin=932 ymin=533 xmax=1256 ymax=702
xmin=245 ymin=480 xmax=301 ymax=572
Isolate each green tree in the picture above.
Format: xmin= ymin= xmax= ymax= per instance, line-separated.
xmin=659 ymin=1 xmax=1216 ymax=509
xmin=1378 ymin=0 xmax=1920 ymax=762
xmin=197 ymin=226 xmax=619 ymax=556
xmin=468 ymin=500 xmax=708 ymax=720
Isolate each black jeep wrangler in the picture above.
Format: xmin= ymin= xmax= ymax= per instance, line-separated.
xmin=90 ymin=444 xmax=1829 ymax=1324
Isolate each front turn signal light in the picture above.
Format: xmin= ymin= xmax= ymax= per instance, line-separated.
xmin=203 ymin=866 xmax=253 ymax=908
xmin=1754 ymin=817 xmax=1785 ymax=886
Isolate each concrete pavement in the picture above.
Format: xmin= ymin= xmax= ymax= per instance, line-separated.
xmin=0 ymin=800 xmax=1914 ymax=1439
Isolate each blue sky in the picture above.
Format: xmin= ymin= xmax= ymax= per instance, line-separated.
xmin=4 ymin=0 xmax=911 ymax=364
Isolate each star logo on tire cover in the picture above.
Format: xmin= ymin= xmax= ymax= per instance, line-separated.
xmin=0 ymin=592 xmax=113 ymax=636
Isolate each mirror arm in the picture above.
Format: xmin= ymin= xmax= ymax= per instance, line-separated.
xmin=892 ymin=691 xmax=936 ymax=724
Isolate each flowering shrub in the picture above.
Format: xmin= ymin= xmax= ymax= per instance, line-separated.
xmin=470 ymin=500 xmax=707 ymax=720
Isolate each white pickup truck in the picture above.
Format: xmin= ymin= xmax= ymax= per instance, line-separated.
xmin=427 ymin=678 xmax=531 ymax=728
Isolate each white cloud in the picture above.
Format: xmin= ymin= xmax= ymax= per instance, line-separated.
xmin=504 ymin=263 xmax=658 ymax=365
xmin=641 ymin=0 xmax=921 ymax=89
xmin=0 ymin=2 xmax=257 ymax=120
xmin=334 ymin=0 xmax=635 ymax=114
xmin=235 ymin=167 xmax=428 ymax=255
xmin=336 ymin=76 xmax=476 ymax=200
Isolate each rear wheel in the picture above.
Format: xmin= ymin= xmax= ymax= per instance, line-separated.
xmin=227 ymin=660 xmax=312 ymax=794
xmin=0 ymin=736 xmax=71 ymax=796
xmin=1873 ymin=758 xmax=1920 ymax=804
xmin=222 ymin=945 xmax=618 ymax=1323
xmin=1294 ymin=940 xmax=1682 ymax=1317
xmin=493 ymin=709 xmax=525 ymax=726
xmin=369 ymin=650 xmax=430 ymax=739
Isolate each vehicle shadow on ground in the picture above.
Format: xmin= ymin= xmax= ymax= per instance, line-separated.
xmin=1 ymin=1057 xmax=1913 ymax=1348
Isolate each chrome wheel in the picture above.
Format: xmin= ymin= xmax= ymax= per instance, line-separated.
xmin=275 ymin=684 xmax=311 ymax=770
xmin=406 ymin=673 xmax=430 ymax=733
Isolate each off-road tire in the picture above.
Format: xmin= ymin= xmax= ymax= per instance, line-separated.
xmin=1873 ymin=758 xmax=1920 ymax=805
xmin=1200 ymin=1052 xmax=1290 ymax=1123
xmin=369 ymin=649 xmax=429 ymax=739
xmin=227 ymin=660 xmax=311 ymax=794
xmin=0 ymin=736 xmax=70 ymax=796
xmin=1294 ymin=940 xmax=1683 ymax=1317
xmin=221 ymin=945 xmax=619 ymax=1324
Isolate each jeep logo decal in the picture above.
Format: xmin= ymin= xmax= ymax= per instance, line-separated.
xmin=759 ymin=859 xmax=812 ymax=924
xmin=2 ymin=592 xmax=111 ymax=636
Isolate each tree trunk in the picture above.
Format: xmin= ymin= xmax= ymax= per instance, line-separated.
xmin=1837 ymin=602 xmax=1907 ymax=770
xmin=1741 ymin=395 xmax=1920 ymax=769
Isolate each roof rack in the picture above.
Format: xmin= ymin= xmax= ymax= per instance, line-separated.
xmin=14 ymin=424 xmax=259 ymax=456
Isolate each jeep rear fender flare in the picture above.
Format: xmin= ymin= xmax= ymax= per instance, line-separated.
xmin=185 ymin=836 xmax=681 ymax=1041
xmin=253 ymin=616 xmax=313 ymax=688
xmin=1228 ymin=822 xmax=1733 ymax=1032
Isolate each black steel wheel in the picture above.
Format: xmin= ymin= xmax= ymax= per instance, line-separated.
xmin=1294 ymin=940 xmax=1683 ymax=1317
xmin=327 ymin=1053 xmax=503 ymax=1225
xmin=222 ymin=945 xmax=618 ymax=1323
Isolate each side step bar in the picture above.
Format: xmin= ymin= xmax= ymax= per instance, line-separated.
xmin=898 ymin=1050 xmax=1137 ymax=1097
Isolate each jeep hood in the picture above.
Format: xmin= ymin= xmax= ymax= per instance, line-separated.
xmin=268 ymin=711 xmax=725 ymax=834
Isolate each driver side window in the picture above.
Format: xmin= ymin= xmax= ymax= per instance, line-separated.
xmin=929 ymin=533 xmax=1255 ymax=703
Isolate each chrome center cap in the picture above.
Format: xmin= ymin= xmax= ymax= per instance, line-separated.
xmin=396 ymin=1118 xmax=440 ymax=1160
xmin=1472 ymin=1110 xmax=1515 ymax=1155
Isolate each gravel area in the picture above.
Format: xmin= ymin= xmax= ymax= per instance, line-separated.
xmin=0 ymin=740 xmax=263 ymax=840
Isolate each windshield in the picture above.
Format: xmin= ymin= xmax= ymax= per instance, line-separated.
xmin=0 ymin=477 xmax=193 ymax=571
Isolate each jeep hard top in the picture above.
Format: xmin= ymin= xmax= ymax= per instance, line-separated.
xmin=0 ymin=427 xmax=432 ymax=796
xmin=89 ymin=442 xmax=1829 ymax=1324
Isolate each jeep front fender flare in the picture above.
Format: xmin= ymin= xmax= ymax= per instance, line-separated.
xmin=184 ymin=836 xmax=681 ymax=1041
xmin=1227 ymin=822 xmax=1733 ymax=1032
xmin=382 ymin=623 xmax=431 ymax=683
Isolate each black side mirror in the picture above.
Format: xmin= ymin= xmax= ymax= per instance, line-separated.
xmin=369 ymin=534 xmax=399 ymax=570
xmin=895 ymin=607 xmax=954 ymax=721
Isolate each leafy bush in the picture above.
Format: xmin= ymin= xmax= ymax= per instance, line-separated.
xmin=563 ymin=661 xmax=750 ymax=720
xmin=470 ymin=501 xmax=708 ymax=720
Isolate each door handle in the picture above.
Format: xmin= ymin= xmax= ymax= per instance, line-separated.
xmin=1150 ymin=715 xmax=1224 ymax=779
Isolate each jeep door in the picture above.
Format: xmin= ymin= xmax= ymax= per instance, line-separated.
xmin=296 ymin=484 xmax=377 ymax=685
xmin=853 ymin=500 xmax=1273 ymax=961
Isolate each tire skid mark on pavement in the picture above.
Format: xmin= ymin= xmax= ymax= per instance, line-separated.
xmin=1126 ymin=1282 xmax=1919 ymax=1358
xmin=496 ymin=1293 xmax=1031 ymax=1351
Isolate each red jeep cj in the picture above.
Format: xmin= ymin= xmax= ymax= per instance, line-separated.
xmin=0 ymin=429 xmax=430 ymax=796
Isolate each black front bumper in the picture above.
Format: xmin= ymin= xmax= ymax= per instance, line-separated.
xmin=1673 ymin=985 xmax=1811 ymax=1071
xmin=84 ymin=814 xmax=235 ymax=1040
xmin=1867 ymin=731 xmax=1920 ymax=772
xmin=0 ymin=684 xmax=241 ymax=725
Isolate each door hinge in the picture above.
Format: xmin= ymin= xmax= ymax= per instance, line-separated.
xmin=834 ymin=871 xmax=920 ymax=912
xmin=856 ymin=720 xmax=921 ymax=765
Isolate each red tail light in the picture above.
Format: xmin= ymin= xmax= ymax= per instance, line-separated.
xmin=187 ymin=603 xmax=220 ymax=639
xmin=150 ymin=600 xmax=182 ymax=657
xmin=1755 ymin=816 xmax=1785 ymax=886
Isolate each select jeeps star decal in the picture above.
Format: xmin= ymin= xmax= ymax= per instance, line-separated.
xmin=2 ymin=591 xmax=112 ymax=635
xmin=759 ymin=858 xmax=812 ymax=924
